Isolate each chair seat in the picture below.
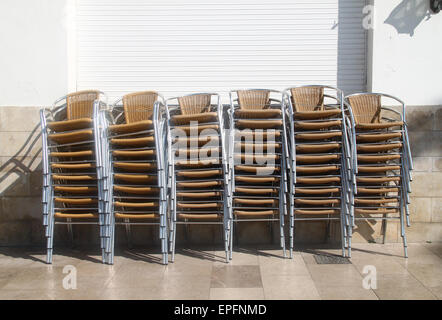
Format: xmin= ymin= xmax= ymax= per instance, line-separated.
xmin=296 ymin=143 xmax=340 ymax=153
xmin=358 ymin=165 xmax=401 ymax=173
xmin=296 ymin=154 xmax=340 ymax=164
xmin=51 ymin=163 xmax=95 ymax=170
xmin=113 ymin=162 xmax=156 ymax=171
xmin=354 ymin=208 xmax=398 ymax=214
xmin=357 ymin=132 xmax=402 ymax=142
xmin=295 ymin=198 xmax=340 ymax=205
xmin=236 ymin=109 xmax=282 ymax=119
xmin=356 ymin=121 xmax=403 ymax=130
xmin=294 ymin=209 xmax=339 ymax=215
xmin=174 ymin=135 xmax=219 ymax=147
xmin=109 ymin=120 xmax=153 ymax=134
xmin=357 ymin=187 xmax=399 ymax=194
xmin=177 ymin=181 xmax=221 ymax=188
xmin=114 ymin=185 xmax=159 ymax=194
xmin=54 ymin=212 xmax=98 ymax=219
xmin=356 ymin=176 xmax=400 ymax=184
xmin=236 ymin=176 xmax=279 ymax=184
xmin=234 ymin=210 xmax=276 ymax=216
xmin=175 ymin=160 xmax=220 ymax=168
xmin=175 ymin=147 xmax=220 ymax=157
xmin=296 ymin=177 xmax=341 ymax=184
xmin=295 ymin=188 xmax=340 ymax=195
xmin=236 ymin=131 xmax=281 ymax=139
xmin=296 ymin=165 xmax=339 ymax=174
xmin=177 ymin=202 xmax=221 ymax=209
xmin=235 ymin=154 xmax=280 ymax=162
xmin=295 ymin=132 xmax=342 ymax=141
xmin=177 ymin=170 xmax=221 ymax=178
xmin=357 ymin=143 xmax=402 ymax=153
xmin=172 ymin=112 xmax=218 ymax=125
xmin=178 ymin=213 xmax=221 ymax=220
xmin=115 ymin=213 xmax=159 ymax=219
xmin=294 ymin=109 xmax=341 ymax=120
xmin=235 ymin=187 xmax=277 ymax=195
xmin=48 ymin=118 xmax=93 ymax=132
xmin=357 ymin=154 xmax=401 ymax=163
xmin=113 ymin=150 xmax=155 ymax=158
xmin=49 ymin=129 xmax=93 ymax=144
xmin=52 ymin=174 xmax=95 ymax=181
xmin=51 ymin=150 xmax=94 ymax=158
xmin=111 ymin=136 xmax=154 ymax=147
xmin=54 ymin=186 xmax=97 ymax=194
xmin=114 ymin=174 xmax=156 ymax=183
xmin=234 ymin=198 xmax=278 ymax=206
xmin=175 ymin=124 xmax=219 ymax=134
xmin=237 ymin=119 xmax=282 ymax=129
xmin=115 ymin=201 xmax=158 ymax=208
xmin=295 ymin=120 xmax=341 ymax=130
xmin=54 ymin=198 xmax=97 ymax=205
xmin=235 ymin=165 xmax=279 ymax=175
xmin=355 ymin=198 xmax=398 ymax=204
xmin=238 ymin=143 xmax=280 ymax=151
xmin=177 ymin=192 xmax=220 ymax=198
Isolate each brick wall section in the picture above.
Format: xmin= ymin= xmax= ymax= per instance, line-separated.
xmin=0 ymin=105 xmax=440 ymax=246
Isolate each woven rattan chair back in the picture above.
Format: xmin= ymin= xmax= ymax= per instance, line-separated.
xmin=237 ymin=90 xmax=270 ymax=110
xmin=348 ymin=94 xmax=382 ymax=124
xmin=178 ymin=94 xmax=212 ymax=115
xmin=66 ymin=90 xmax=101 ymax=120
xmin=290 ymin=87 xmax=324 ymax=112
xmin=122 ymin=91 xmax=158 ymax=124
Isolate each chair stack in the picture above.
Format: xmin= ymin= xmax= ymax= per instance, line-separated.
xmin=345 ymin=93 xmax=413 ymax=257
xmin=40 ymin=90 xmax=106 ymax=263
xmin=228 ymin=89 xmax=287 ymax=259
xmin=166 ymin=93 xmax=231 ymax=263
xmin=284 ymin=86 xmax=352 ymax=258
xmin=100 ymin=91 xmax=169 ymax=265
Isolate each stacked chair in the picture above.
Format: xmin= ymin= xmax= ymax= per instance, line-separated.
xmin=228 ymin=89 xmax=288 ymax=259
xmin=40 ymin=90 xmax=107 ymax=263
xmin=166 ymin=93 xmax=231 ymax=263
xmin=345 ymin=93 xmax=413 ymax=258
xmin=284 ymin=86 xmax=353 ymax=258
xmin=100 ymin=91 xmax=169 ymax=265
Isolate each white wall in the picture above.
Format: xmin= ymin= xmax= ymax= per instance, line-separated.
xmin=369 ymin=0 xmax=442 ymax=106
xmin=0 ymin=0 xmax=69 ymax=106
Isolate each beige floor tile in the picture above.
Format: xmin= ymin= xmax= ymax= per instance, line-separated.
xmin=262 ymin=275 xmax=320 ymax=300
xmin=375 ymin=274 xmax=427 ymax=290
xmin=352 ymin=260 xmax=409 ymax=276
xmin=404 ymin=263 xmax=442 ymax=288
xmin=428 ymin=285 xmax=442 ymax=299
xmin=217 ymin=249 xmax=259 ymax=266
xmin=316 ymin=286 xmax=378 ymax=300
xmin=375 ymin=286 xmax=437 ymax=300
xmin=259 ymin=255 xmax=310 ymax=276
xmin=0 ymin=289 xmax=57 ymax=300
xmin=209 ymin=288 xmax=265 ymax=300
xmin=158 ymin=275 xmax=211 ymax=300
xmin=211 ymin=265 xmax=262 ymax=288
xmin=423 ymin=243 xmax=442 ymax=258
xmin=307 ymin=264 xmax=364 ymax=287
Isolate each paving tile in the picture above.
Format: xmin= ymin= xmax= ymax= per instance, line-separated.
xmin=262 ymin=275 xmax=320 ymax=300
xmin=374 ymin=286 xmax=437 ymax=300
xmin=316 ymin=286 xmax=378 ymax=300
xmin=404 ymin=263 xmax=442 ymax=288
xmin=259 ymin=254 xmax=310 ymax=276
xmin=211 ymin=265 xmax=262 ymax=288
xmin=209 ymin=288 xmax=265 ymax=300
xmin=307 ymin=264 xmax=364 ymax=287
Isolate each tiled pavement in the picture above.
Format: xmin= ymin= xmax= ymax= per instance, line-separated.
xmin=0 ymin=243 xmax=441 ymax=300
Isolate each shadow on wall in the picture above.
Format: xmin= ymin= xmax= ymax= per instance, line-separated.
xmin=0 ymin=122 xmax=43 ymax=245
xmin=384 ymin=0 xmax=432 ymax=36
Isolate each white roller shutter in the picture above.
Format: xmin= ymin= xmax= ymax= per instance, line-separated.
xmin=77 ymin=0 xmax=366 ymax=102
